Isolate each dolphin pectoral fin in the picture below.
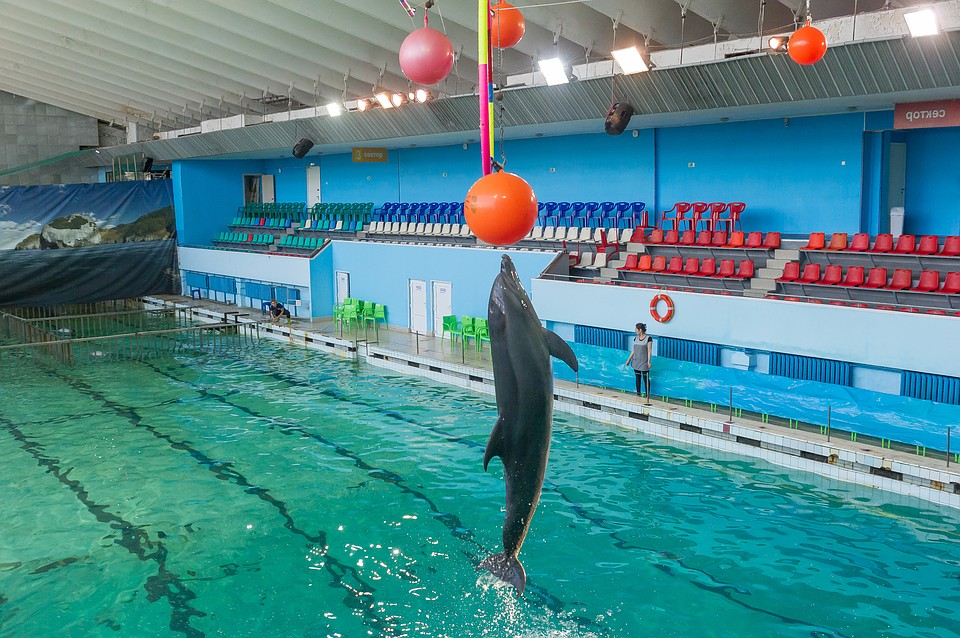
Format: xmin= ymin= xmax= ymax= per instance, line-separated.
xmin=479 ymin=552 xmax=527 ymax=595
xmin=483 ymin=415 xmax=507 ymax=471
xmin=543 ymin=329 xmax=579 ymax=372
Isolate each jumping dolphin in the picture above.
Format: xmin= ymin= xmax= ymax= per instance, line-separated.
xmin=480 ymin=254 xmax=578 ymax=594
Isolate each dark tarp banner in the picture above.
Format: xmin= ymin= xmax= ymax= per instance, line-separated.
xmin=0 ymin=180 xmax=174 ymax=250
xmin=0 ymin=239 xmax=177 ymax=307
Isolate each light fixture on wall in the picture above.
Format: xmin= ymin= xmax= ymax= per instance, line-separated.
xmin=611 ymin=46 xmax=649 ymax=74
xmin=375 ymin=92 xmax=394 ymax=109
xmin=538 ymin=57 xmax=570 ymax=85
xmin=767 ymin=34 xmax=789 ymax=53
xmin=408 ymin=88 xmax=431 ymax=103
xmin=904 ymin=9 xmax=940 ymax=37
xmin=356 ymin=98 xmax=371 ymax=111
xmin=390 ymin=92 xmax=407 ymax=107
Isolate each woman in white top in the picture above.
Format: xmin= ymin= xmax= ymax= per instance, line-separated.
xmin=625 ymin=322 xmax=652 ymax=397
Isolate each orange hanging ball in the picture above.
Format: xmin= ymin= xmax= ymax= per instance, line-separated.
xmin=788 ymin=24 xmax=827 ymax=65
xmin=464 ymin=172 xmax=537 ymax=246
xmin=491 ymin=1 xmax=525 ymax=49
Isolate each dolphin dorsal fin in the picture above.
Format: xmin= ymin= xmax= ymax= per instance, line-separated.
xmin=483 ymin=415 xmax=507 ymax=471
xmin=543 ymin=329 xmax=579 ymax=372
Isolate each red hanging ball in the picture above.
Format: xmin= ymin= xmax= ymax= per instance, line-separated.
xmin=464 ymin=172 xmax=538 ymax=246
xmin=399 ymin=27 xmax=455 ymax=85
xmin=788 ymin=24 xmax=827 ymax=65
xmin=491 ymin=1 xmax=525 ymax=49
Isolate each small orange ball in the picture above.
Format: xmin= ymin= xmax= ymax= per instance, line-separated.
xmin=464 ymin=172 xmax=537 ymax=246
xmin=491 ymin=1 xmax=525 ymax=49
xmin=788 ymin=25 xmax=827 ymax=66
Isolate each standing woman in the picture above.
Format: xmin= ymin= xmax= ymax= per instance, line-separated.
xmin=625 ymin=322 xmax=652 ymax=397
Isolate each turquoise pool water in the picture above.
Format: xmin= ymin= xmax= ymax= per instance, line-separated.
xmin=1 ymin=341 xmax=958 ymax=637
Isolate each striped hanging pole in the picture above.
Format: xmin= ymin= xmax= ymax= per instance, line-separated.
xmin=478 ymin=0 xmax=492 ymax=175
xmin=397 ymin=0 xmax=416 ymax=17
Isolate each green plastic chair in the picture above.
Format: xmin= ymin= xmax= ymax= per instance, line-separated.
xmin=441 ymin=315 xmax=461 ymax=342
xmin=373 ymin=304 xmax=386 ymax=328
xmin=341 ymin=305 xmax=360 ymax=332
xmin=460 ymin=316 xmax=476 ymax=345
xmin=361 ymin=303 xmax=376 ymax=333
xmin=475 ymin=320 xmax=491 ymax=352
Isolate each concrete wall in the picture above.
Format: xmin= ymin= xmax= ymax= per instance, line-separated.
xmin=0 ymin=90 xmax=99 ymax=186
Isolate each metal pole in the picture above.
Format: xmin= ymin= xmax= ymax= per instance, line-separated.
xmin=948 ymin=427 xmax=952 ymax=467
xmin=728 ymin=387 xmax=733 ymax=423
xmin=826 ymin=406 xmax=832 ymax=442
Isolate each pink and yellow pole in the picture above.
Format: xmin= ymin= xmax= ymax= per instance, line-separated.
xmin=478 ymin=0 xmax=494 ymax=175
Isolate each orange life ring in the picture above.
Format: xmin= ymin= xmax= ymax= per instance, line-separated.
xmin=650 ymin=293 xmax=675 ymax=323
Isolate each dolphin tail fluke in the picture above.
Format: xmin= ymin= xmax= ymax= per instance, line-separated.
xmin=479 ymin=552 xmax=526 ymax=594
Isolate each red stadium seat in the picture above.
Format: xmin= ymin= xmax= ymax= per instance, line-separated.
xmin=892 ymin=234 xmax=916 ymax=254
xmin=696 ymin=230 xmax=713 ymax=246
xmin=665 ymin=256 xmax=684 ymax=274
xmin=911 ymin=270 xmax=940 ymax=292
xmin=940 ymin=236 xmax=960 ymax=257
xmin=618 ymin=254 xmax=638 ymax=270
xmin=682 ymin=257 xmax=700 ymax=275
xmin=868 ymin=234 xmax=893 ymax=253
xmin=630 ymin=228 xmax=648 ymax=243
xmin=825 ymin=232 xmax=848 ymax=251
xmin=724 ymin=231 xmax=744 ymax=248
xmin=635 ymin=254 xmax=653 ymax=271
xmin=915 ymin=235 xmax=940 ymax=256
xmin=698 ymin=258 xmax=717 ymax=276
xmin=713 ymin=259 xmax=736 ymax=278
xmin=802 ymin=232 xmax=825 ymax=250
xmin=861 ymin=267 xmax=889 ymax=289
xmin=884 ymin=268 xmax=913 ymax=290
xmin=762 ymin=232 xmax=781 ymax=249
xmin=776 ymin=262 xmax=801 ymax=283
xmin=936 ymin=272 xmax=960 ymax=295
xmin=731 ymin=260 xmax=755 ymax=279
xmin=711 ymin=231 xmax=728 ymax=246
xmin=848 ymin=233 xmax=870 ymax=252
xmin=726 ymin=202 xmax=745 ymax=232
xmin=663 ymin=229 xmax=680 ymax=245
xmin=744 ymin=231 xmax=763 ymax=249
xmin=651 ymin=255 xmax=668 ymax=272
xmin=798 ymin=263 xmax=822 ymax=284
xmin=646 ymin=228 xmax=665 ymax=244
xmin=679 ymin=230 xmax=697 ymax=246
xmin=819 ymin=264 xmax=843 ymax=285
xmin=836 ymin=266 xmax=865 ymax=287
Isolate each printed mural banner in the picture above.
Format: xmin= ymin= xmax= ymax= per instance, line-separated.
xmin=0 ymin=180 xmax=177 ymax=306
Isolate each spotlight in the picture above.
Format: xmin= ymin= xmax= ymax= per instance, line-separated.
xmin=538 ymin=57 xmax=570 ymax=85
xmin=412 ymin=88 xmax=431 ymax=103
xmin=375 ymin=92 xmax=394 ymax=109
xmin=326 ymin=102 xmax=342 ymax=117
xmin=768 ymin=35 xmax=789 ymax=53
xmin=611 ymin=46 xmax=649 ymax=74
xmin=356 ymin=98 xmax=370 ymax=111
xmin=904 ymin=9 xmax=939 ymax=37
xmin=390 ymin=92 xmax=406 ymax=107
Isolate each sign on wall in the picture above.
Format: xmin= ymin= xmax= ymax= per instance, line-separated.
xmin=894 ymin=99 xmax=960 ymax=130
xmin=352 ymin=148 xmax=388 ymax=162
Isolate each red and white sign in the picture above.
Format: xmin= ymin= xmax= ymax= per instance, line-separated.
xmin=894 ymin=99 xmax=960 ymax=129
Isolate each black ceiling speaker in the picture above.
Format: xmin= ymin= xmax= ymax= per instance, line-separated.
xmin=604 ymin=102 xmax=634 ymax=136
xmin=142 ymin=156 xmax=154 ymax=172
xmin=292 ymin=137 xmax=315 ymax=159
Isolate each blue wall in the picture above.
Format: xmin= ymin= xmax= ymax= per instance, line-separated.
xmin=657 ymin=114 xmax=865 ymax=234
xmin=174 ymin=159 xmax=265 ymax=246
xmin=328 ymin=243 xmax=554 ymax=328
xmin=903 ymin=127 xmax=960 ymax=236
xmin=319 ymin=151 xmax=399 ymax=203
xmin=263 ymin=157 xmax=312 ymax=203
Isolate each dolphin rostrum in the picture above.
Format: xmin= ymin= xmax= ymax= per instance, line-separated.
xmin=480 ymin=254 xmax=578 ymax=594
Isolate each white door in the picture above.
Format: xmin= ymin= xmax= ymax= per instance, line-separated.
xmin=306 ymin=166 xmax=321 ymax=207
xmin=335 ymin=271 xmax=350 ymax=304
xmin=261 ymin=174 xmax=276 ymax=203
xmin=431 ymin=281 xmax=452 ymax=335
xmin=888 ymin=142 xmax=906 ymax=210
xmin=409 ymin=279 xmax=428 ymax=334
